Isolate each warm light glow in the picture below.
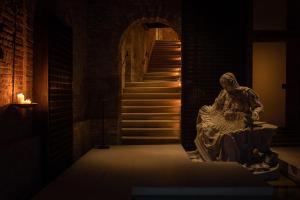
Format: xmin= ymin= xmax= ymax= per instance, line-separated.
xmin=24 ymin=99 xmax=31 ymax=104
xmin=253 ymin=42 xmax=286 ymax=127
xmin=171 ymin=57 xmax=181 ymax=61
xmin=170 ymin=72 xmax=180 ymax=76
xmin=17 ymin=93 xmax=31 ymax=104
xmin=17 ymin=93 xmax=25 ymax=104
xmin=178 ymin=80 xmax=181 ymax=87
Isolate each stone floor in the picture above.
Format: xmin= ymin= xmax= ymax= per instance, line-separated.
xmin=272 ymin=147 xmax=300 ymax=175
xmin=270 ymin=147 xmax=300 ymax=199
xmin=33 ymin=144 xmax=273 ymax=200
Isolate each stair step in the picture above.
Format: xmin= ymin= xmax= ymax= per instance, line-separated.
xmin=151 ymin=53 xmax=181 ymax=56
xmin=155 ymin=40 xmax=180 ymax=42
xmin=122 ymin=106 xmax=180 ymax=113
xmin=153 ymin=44 xmax=180 ymax=46
xmin=152 ymin=49 xmax=180 ymax=52
xmin=144 ymin=74 xmax=180 ymax=78
xmin=149 ymin=65 xmax=180 ymax=68
xmin=121 ymin=128 xmax=180 ymax=136
xmin=155 ymin=41 xmax=181 ymax=44
xmin=148 ymin=68 xmax=180 ymax=72
xmin=123 ymin=93 xmax=180 ymax=99
xmin=151 ymin=56 xmax=181 ymax=60
xmin=145 ymin=72 xmax=180 ymax=76
xmin=144 ymin=76 xmax=179 ymax=81
xmin=121 ymin=136 xmax=180 ymax=145
xmin=150 ymin=57 xmax=180 ymax=59
xmin=151 ymin=56 xmax=181 ymax=59
xmin=124 ymin=86 xmax=180 ymax=93
xmin=122 ymin=99 xmax=180 ymax=106
xmin=121 ymin=120 xmax=180 ymax=128
xmin=151 ymin=51 xmax=181 ymax=55
xmin=150 ymin=62 xmax=180 ymax=65
xmin=122 ymin=113 xmax=180 ymax=120
xmin=152 ymin=48 xmax=180 ymax=50
xmin=155 ymin=45 xmax=181 ymax=47
xmin=154 ymin=42 xmax=181 ymax=47
xmin=150 ymin=61 xmax=181 ymax=65
xmin=125 ymin=81 xmax=179 ymax=87
xmin=144 ymin=74 xmax=180 ymax=81
xmin=121 ymin=40 xmax=181 ymax=145
xmin=153 ymin=45 xmax=180 ymax=47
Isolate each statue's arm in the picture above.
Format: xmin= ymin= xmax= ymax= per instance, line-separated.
xmin=212 ymin=89 xmax=226 ymax=110
xmin=196 ymin=90 xmax=225 ymax=124
xmin=248 ymin=89 xmax=264 ymax=120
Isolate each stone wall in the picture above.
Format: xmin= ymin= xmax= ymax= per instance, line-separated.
xmin=87 ymin=0 xmax=181 ymax=144
xmin=0 ymin=0 xmax=35 ymax=143
xmin=120 ymin=22 xmax=156 ymax=90
xmin=66 ymin=0 xmax=91 ymax=161
xmin=158 ymin=27 xmax=179 ymax=40
xmin=0 ymin=0 xmax=90 ymax=198
xmin=0 ymin=0 xmax=34 ymax=106
xmin=286 ymin=0 xmax=300 ymax=131
xmin=181 ymin=0 xmax=249 ymax=150
xmin=0 ymin=0 xmax=41 ymax=198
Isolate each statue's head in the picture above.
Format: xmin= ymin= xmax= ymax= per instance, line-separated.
xmin=219 ymin=72 xmax=239 ymax=93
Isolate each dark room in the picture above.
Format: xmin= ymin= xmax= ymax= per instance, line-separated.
xmin=0 ymin=0 xmax=300 ymax=199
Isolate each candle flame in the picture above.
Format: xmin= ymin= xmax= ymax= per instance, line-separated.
xmin=17 ymin=93 xmax=31 ymax=104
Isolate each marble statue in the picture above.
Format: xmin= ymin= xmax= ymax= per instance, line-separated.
xmin=194 ymin=72 xmax=278 ymax=174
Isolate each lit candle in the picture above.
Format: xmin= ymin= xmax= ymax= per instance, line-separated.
xmin=24 ymin=99 xmax=31 ymax=104
xmin=17 ymin=93 xmax=25 ymax=104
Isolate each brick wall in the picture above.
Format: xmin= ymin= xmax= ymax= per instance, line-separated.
xmin=1 ymin=0 xmax=90 ymax=198
xmin=87 ymin=0 xmax=181 ymax=144
xmin=0 ymin=0 xmax=34 ymax=105
xmin=0 ymin=0 xmax=36 ymax=146
xmin=181 ymin=0 xmax=249 ymax=150
xmin=0 ymin=0 xmax=41 ymax=199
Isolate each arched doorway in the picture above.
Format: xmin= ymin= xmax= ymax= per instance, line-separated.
xmin=119 ymin=18 xmax=181 ymax=144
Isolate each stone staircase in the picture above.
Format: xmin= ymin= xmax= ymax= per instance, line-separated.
xmin=121 ymin=40 xmax=181 ymax=144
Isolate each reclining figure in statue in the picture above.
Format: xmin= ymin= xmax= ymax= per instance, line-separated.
xmin=194 ymin=72 xmax=278 ymax=173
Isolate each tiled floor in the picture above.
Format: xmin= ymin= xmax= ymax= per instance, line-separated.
xmin=33 ymin=145 xmax=272 ymax=200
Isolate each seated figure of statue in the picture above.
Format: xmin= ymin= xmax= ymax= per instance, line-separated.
xmin=194 ymin=72 xmax=278 ymax=173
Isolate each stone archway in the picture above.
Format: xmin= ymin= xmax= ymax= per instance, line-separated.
xmin=118 ymin=18 xmax=182 ymax=144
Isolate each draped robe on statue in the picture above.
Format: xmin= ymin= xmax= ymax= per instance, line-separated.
xmin=194 ymin=86 xmax=277 ymax=163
